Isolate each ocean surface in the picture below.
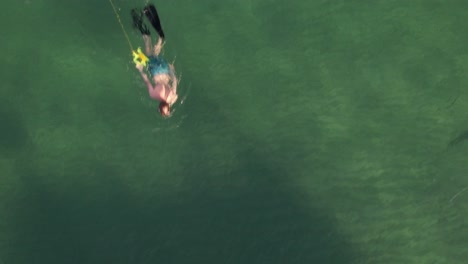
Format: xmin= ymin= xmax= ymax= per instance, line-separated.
xmin=1 ymin=0 xmax=467 ymax=263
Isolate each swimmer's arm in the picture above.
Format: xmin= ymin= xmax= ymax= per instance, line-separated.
xmin=139 ymin=70 xmax=158 ymax=98
xmin=168 ymin=91 xmax=178 ymax=105
xmin=167 ymin=77 xmax=178 ymax=105
xmin=169 ymin=64 xmax=178 ymax=93
xmin=171 ymin=75 xmax=178 ymax=94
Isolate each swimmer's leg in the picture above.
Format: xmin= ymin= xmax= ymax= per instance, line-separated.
xmin=143 ymin=4 xmax=165 ymax=39
xmin=143 ymin=35 xmax=152 ymax=55
xmin=154 ymin=37 xmax=163 ymax=56
xmin=131 ymin=8 xmax=150 ymax=35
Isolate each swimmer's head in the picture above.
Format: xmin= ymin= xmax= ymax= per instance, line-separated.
xmin=159 ymin=101 xmax=171 ymax=117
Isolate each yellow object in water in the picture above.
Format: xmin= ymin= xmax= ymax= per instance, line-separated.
xmin=133 ymin=47 xmax=149 ymax=66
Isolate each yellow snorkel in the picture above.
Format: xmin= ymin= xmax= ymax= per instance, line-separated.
xmin=133 ymin=47 xmax=149 ymax=67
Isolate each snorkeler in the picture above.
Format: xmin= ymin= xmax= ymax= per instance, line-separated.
xmin=131 ymin=4 xmax=178 ymax=117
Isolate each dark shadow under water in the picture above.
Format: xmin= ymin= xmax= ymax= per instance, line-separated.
xmin=448 ymin=130 xmax=468 ymax=147
xmin=3 ymin=86 xmax=361 ymax=264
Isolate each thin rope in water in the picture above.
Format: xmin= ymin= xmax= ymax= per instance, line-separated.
xmin=108 ymin=0 xmax=134 ymax=52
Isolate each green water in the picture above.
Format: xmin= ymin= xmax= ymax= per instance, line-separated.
xmin=1 ymin=0 xmax=467 ymax=263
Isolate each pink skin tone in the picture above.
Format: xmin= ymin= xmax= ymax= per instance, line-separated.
xmin=136 ymin=35 xmax=178 ymax=106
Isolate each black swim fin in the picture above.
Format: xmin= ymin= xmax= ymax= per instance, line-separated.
xmin=131 ymin=8 xmax=150 ymax=35
xmin=143 ymin=4 xmax=165 ymax=39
